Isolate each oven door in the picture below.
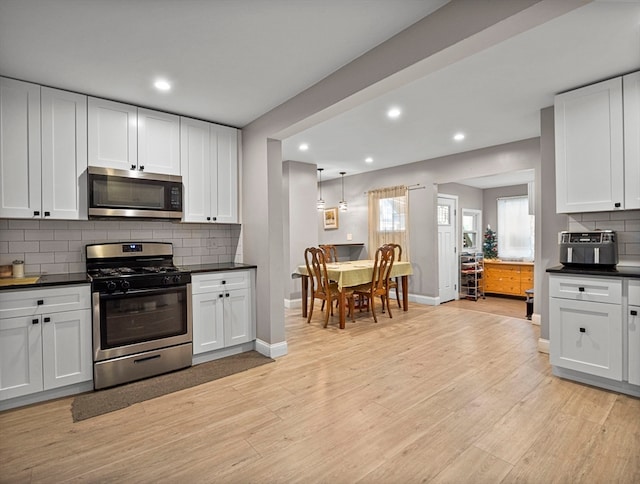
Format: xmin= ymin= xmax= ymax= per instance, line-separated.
xmin=93 ymin=284 xmax=192 ymax=362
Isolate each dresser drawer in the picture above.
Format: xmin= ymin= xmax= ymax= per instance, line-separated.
xmin=0 ymin=285 xmax=91 ymax=319
xmin=549 ymin=275 xmax=622 ymax=304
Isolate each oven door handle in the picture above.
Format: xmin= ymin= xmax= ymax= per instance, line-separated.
xmin=97 ymin=286 xmax=186 ymax=300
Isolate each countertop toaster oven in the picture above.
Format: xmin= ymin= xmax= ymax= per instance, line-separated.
xmin=559 ymin=230 xmax=618 ymax=267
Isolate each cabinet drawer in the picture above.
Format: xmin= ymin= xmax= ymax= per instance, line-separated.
xmin=192 ymin=271 xmax=249 ymax=294
xmin=629 ymin=280 xmax=640 ymax=306
xmin=549 ymin=275 xmax=621 ymax=304
xmin=550 ymin=297 xmax=622 ymax=380
xmin=0 ymin=285 xmax=91 ymax=319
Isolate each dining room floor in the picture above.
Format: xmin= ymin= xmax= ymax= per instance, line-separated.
xmin=442 ymin=294 xmax=527 ymax=320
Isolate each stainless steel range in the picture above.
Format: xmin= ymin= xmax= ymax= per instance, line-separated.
xmin=86 ymin=242 xmax=192 ymax=390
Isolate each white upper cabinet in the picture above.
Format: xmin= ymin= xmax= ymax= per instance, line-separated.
xmin=555 ymin=77 xmax=624 ymax=213
xmin=624 ymin=71 xmax=640 ymax=210
xmin=181 ymin=117 xmax=238 ymax=223
xmin=88 ymin=97 xmax=137 ymax=171
xmin=88 ymin=98 xmax=180 ymax=175
xmin=41 ymin=87 xmax=88 ymax=220
xmin=0 ymin=77 xmax=41 ymax=218
xmin=137 ymin=108 xmax=180 ymax=175
xmin=0 ymin=78 xmax=87 ymax=220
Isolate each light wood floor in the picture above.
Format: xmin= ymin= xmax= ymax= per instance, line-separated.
xmin=1 ymin=302 xmax=639 ymax=483
xmin=443 ymin=295 xmax=527 ymax=320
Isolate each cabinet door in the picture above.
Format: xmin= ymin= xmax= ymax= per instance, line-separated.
xmin=192 ymin=292 xmax=224 ymax=354
xmin=629 ymin=305 xmax=640 ymax=386
xmin=0 ymin=77 xmax=41 ymax=218
xmin=41 ymin=87 xmax=88 ymax=220
xmin=214 ymin=124 xmax=239 ymax=223
xmin=224 ymin=288 xmax=251 ymax=347
xmin=624 ymin=72 xmax=640 ymax=210
xmin=180 ymin=117 xmax=212 ymax=223
xmin=550 ymin=297 xmax=622 ymax=380
xmin=138 ymin=108 xmax=180 ymax=175
xmin=0 ymin=315 xmax=43 ymax=400
xmin=88 ymin=97 xmax=137 ymax=170
xmin=41 ymin=309 xmax=92 ymax=389
xmin=554 ymin=77 xmax=624 ymax=213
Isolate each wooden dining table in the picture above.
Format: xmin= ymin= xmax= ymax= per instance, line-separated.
xmin=297 ymin=260 xmax=413 ymax=329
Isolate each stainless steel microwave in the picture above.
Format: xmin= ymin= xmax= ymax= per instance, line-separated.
xmin=88 ymin=167 xmax=183 ymax=219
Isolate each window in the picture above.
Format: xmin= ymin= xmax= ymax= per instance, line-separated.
xmin=379 ymin=196 xmax=406 ymax=231
xmin=497 ymin=196 xmax=534 ymax=260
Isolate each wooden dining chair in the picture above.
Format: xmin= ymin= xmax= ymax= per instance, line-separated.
xmin=319 ymin=244 xmax=339 ymax=263
xmin=383 ymin=243 xmax=403 ymax=308
xmin=305 ymin=247 xmax=354 ymax=327
xmin=352 ymin=245 xmax=395 ymax=323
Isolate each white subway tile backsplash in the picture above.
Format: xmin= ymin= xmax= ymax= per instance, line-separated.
xmin=8 ymin=220 xmax=40 ymax=229
xmin=595 ymin=221 xmax=625 ymax=232
xmin=0 ymin=219 xmax=242 ymax=274
xmin=40 ymin=240 xmax=69 ymax=252
xmin=55 ymin=230 xmax=81 ymax=241
xmin=9 ymin=241 xmax=39 ymax=253
xmin=25 ymin=229 xmax=53 ymax=240
xmin=26 ymin=252 xmax=55 ymax=264
xmin=611 ymin=210 xmax=640 ymax=220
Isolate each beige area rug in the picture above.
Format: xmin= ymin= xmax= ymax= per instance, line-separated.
xmin=71 ymin=351 xmax=274 ymax=422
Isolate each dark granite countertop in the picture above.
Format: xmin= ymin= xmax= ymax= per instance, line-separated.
xmin=547 ymin=265 xmax=640 ymax=278
xmin=0 ymin=272 xmax=90 ymax=291
xmin=179 ymin=262 xmax=257 ymax=274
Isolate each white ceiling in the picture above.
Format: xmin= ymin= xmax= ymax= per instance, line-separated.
xmin=1 ymin=0 xmax=638 ymax=188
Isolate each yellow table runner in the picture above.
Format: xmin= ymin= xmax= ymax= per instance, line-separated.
xmin=297 ymin=260 xmax=412 ymax=290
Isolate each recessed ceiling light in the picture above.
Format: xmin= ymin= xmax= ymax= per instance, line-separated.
xmin=387 ymin=107 xmax=401 ymax=119
xmin=453 ymin=132 xmax=465 ymax=141
xmin=299 ymin=143 xmax=309 ymax=151
xmin=365 ymin=157 xmax=373 ymax=163
xmin=154 ymin=79 xmax=171 ymax=91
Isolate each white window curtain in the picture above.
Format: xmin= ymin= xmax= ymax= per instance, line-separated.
xmin=368 ymin=185 xmax=409 ymax=259
xmin=497 ymin=196 xmax=534 ymax=261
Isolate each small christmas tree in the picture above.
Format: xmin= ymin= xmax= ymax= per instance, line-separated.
xmin=483 ymin=224 xmax=498 ymax=259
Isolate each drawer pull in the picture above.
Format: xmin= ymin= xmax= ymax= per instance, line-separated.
xmin=579 ymin=327 xmax=586 ymax=333
xmin=43 ymin=317 xmax=51 ymax=323
xmin=222 ymin=280 xmax=226 ymax=285
xmin=225 ymin=293 xmax=230 ymax=297
xmin=37 ymin=299 xmax=44 ymax=305
xmin=32 ymin=318 xmax=39 ymax=325
xmin=631 ymin=310 xmax=638 ymax=316
xmin=578 ymin=287 xmax=585 ymax=292
xmin=219 ymin=294 xmax=224 ymax=298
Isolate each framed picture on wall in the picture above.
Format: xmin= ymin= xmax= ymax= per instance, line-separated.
xmin=323 ymin=207 xmax=339 ymax=230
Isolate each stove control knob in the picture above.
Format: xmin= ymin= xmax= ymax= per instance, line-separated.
xmin=162 ymin=276 xmax=171 ymax=285
xmin=173 ymin=274 xmax=182 ymax=284
xmin=120 ymin=280 xmax=131 ymax=291
xmin=106 ymin=281 xmax=117 ymax=292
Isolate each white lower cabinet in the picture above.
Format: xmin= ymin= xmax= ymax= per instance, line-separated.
xmin=192 ymin=271 xmax=255 ymax=355
xmin=0 ymin=285 xmax=92 ymax=401
xmin=628 ymin=280 xmax=640 ymax=386
xmin=549 ymin=274 xmax=640 ymax=396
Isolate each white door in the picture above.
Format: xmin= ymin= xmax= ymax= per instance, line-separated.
xmin=0 ymin=77 xmax=41 ymax=218
xmin=437 ymin=196 xmax=457 ymax=303
xmin=88 ymin=97 xmax=138 ymax=170
xmin=214 ymin=124 xmax=239 ymax=223
xmin=180 ymin=117 xmax=212 ymax=223
xmin=41 ymin=309 xmax=92 ymax=390
xmin=192 ymin=292 xmax=225 ymax=354
xmin=138 ymin=108 xmax=181 ymax=175
xmin=41 ymin=87 xmax=87 ymax=220
xmin=224 ymin=288 xmax=251 ymax=347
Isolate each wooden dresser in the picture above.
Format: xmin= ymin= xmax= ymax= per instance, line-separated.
xmin=484 ymin=261 xmax=533 ymax=297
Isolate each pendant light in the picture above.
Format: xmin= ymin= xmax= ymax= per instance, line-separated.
xmin=339 ymin=171 xmax=348 ymax=211
xmin=316 ymin=168 xmax=326 ymax=211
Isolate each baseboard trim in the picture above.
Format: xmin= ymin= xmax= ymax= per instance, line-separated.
xmin=538 ymin=338 xmax=549 ymax=354
xmin=410 ymin=294 xmax=439 ymax=306
xmin=255 ymin=339 xmax=288 ymax=359
xmin=284 ymin=298 xmax=302 ymax=309
xmin=531 ymin=313 xmax=541 ymax=326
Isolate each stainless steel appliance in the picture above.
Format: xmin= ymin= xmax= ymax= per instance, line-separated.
xmin=87 ymin=242 xmax=192 ymax=389
xmin=559 ymin=230 xmax=618 ymax=267
xmin=88 ymin=166 xmax=183 ymax=219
